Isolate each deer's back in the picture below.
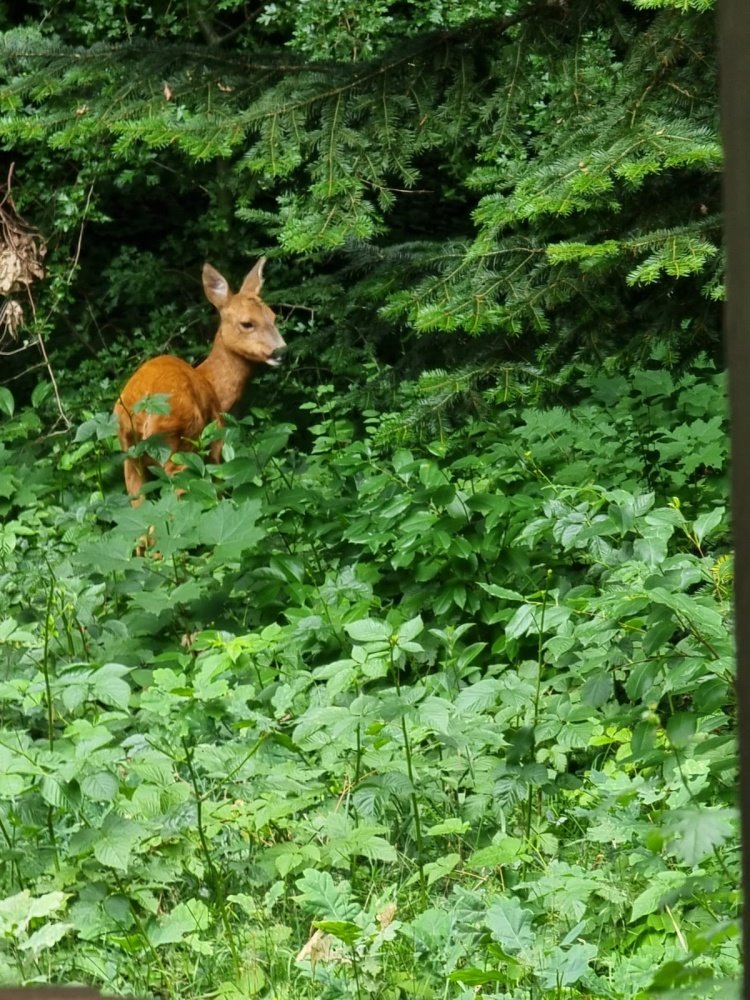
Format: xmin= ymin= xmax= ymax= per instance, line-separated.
xmin=114 ymin=354 xmax=221 ymax=449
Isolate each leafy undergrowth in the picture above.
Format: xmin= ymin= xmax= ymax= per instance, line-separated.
xmin=0 ymin=360 xmax=738 ymax=999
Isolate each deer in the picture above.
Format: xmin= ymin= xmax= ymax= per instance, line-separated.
xmin=114 ymin=258 xmax=286 ymax=503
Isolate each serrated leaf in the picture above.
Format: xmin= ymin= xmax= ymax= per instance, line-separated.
xmin=668 ymin=808 xmax=737 ymax=865
xmin=692 ymin=506 xmax=725 ymax=544
xmin=455 ymin=678 xmax=501 ymax=713
xmin=80 ymin=771 xmax=119 ymax=802
xmin=199 ymin=499 xmax=264 ymax=555
xmin=397 ymin=615 xmax=424 ymax=644
xmin=468 ymin=837 xmax=528 ymax=869
xmin=630 ymin=873 xmax=685 ymax=922
xmin=149 ymin=899 xmax=211 ymax=947
xmin=485 ymin=897 xmax=534 ymax=954
xmin=536 ymin=943 xmax=598 ymax=988
xmin=313 ymin=919 xmax=361 ymax=946
xmin=295 ymin=869 xmax=357 ymax=920
xmin=92 ymin=814 xmax=147 ymax=871
xmin=344 ymin=618 xmax=392 ymax=644
xmin=19 ymin=921 xmax=73 ymax=955
xmin=91 ymin=663 xmax=132 ymax=710
xmin=424 ymin=853 xmax=460 ymax=885
xmin=425 ymin=818 xmax=470 ymax=836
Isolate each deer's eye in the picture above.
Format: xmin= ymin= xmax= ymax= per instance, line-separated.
xmin=240 ymin=321 xmax=255 ymax=331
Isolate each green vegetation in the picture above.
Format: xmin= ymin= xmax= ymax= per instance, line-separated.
xmin=0 ymin=0 xmax=736 ymax=997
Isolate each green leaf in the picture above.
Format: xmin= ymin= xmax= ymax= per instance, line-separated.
xmin=91 ymin=663 xmax=132 ymax=710
xmin=633 ymin=533 xmax=668 ymax=566
xmin=692 ymin=506 xmax=725 ymax=544
xmin=455 ymin=678 xmax=501 ymax=713
xmin=536 ymin=943 xmax=598 ymax=988
xmin=581 ymin=670 xmax=613 ymax=707
xmin=295 ymin=870 xmax=357 ymax=920
xmin=630 ymin=873 xmax=685 ymax=922
xmin=666 ymin=712 xmax=696 ymax=749
xmin=19 ymin=922 xmax=73 ymax=955
xmin=397 ymin=615 xmax=424 ymax=644
xmin=668 ymin=808 xmax=737 ymax=865
xmin=344 ymin=618 xmax=392 ymax=644
xmin=424 ymin=852 xmax=460 ymax=885
xmin=425 ymin=818 xmax=470 ymax=836
xmin=0 ymin=388 xmax=15 ymax=418
xmin=92 ymin=815 xmax=147 ymax=871
xmin=80 ymin=771 xmax=119 ymax=802
xmin=313 ymin=919 xmax=361 ymax=945
xmin=468 ymin=837 xmax=528 ymax=869
xmin=199 ymin=499 xmax=264 ymax=555
xmin=485 ymin=897 xmax=534 ymax=955
xmin=149 ymin=899 xmax=211 ymax=947
xmin=0 ymin=891 xmax=67 ymax=935
xmin=447 ymin=968 xmax=510 ymax=986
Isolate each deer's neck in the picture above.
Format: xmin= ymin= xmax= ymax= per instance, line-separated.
xmin=196 ymin=331 xmax=255 ymax=413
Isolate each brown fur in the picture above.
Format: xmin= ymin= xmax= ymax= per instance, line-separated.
xmin=114 ymin=258 xmax=285 ymax=501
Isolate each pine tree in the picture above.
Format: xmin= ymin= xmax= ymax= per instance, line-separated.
xmin=0 ymin=0 xmax=720 ymax=400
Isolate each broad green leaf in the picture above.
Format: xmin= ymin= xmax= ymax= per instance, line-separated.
xmin=80 ymin=771 xmax=119 ymax=802
xmin=536 ymin=943 xmax=598 ymax=988
xmin=344 ymin=618 xmax=392 ymax=644
xmin=485 ymin=897 xmax=534 ymax=955
xmin=666 ymin=712 xmax=696 ymax=749
xmin=447 ymin=968 xmax=510 ymax=985
xmin=642 ymin=616 xmax=677 ymax=656
xmin=91 ymin=663 xmax=132 ymax=710
xmin=0 ymin=388 xmax=14 ymax=418
xmin=425 ymin=818 xmax=470 ymax=836
xmin=581 ymin=670 xmax=613 ymax=707
xmin=630 ymin=873 xmax=685 ymax=922
xmin=0 ymin=618 xmax=37 ymax=644
xmin=468 ymin=837 xmax=529 ymax=869
xmin=692 ymin=506 xmax=725 ymax=544
xmin=199 ymin=499 xmax=264 ymax=555
xmin=92 ymin=815 xmax=148 ymax=871
xmin=397 ymin=614 xmax=424 ymax=644
xmin=455 ymin=678 xmax=501 ymax=713
xmin=295 ymin=870 xmax=357 ymax=920
xmin=423 ymin=852 xmax=460 ymax=885
xmin=633 ymin=534 xmax=668 ymax=566
xmin=0 ymin=891 xmax=67 ymax=935
xmin=149 ymin=899 xmax=211 ymax=947
xmin=19 ymin=922 xmax=73 ymax=955
xmin=668 ymin=808 xmax=737 ymax=865
xmin=314 ymin=919 xmax=361 ymax=945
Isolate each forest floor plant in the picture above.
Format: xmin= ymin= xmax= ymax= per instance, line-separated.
xmin=0 ymin=358 xmax=737 ymax=999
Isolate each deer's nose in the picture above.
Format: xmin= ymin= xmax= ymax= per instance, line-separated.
xmin=271 ymin=345 xmax=287 ymax=363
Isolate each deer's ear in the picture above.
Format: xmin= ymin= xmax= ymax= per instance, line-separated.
xmin=202 ymin=264 xmax=231 ymax=308
xmin=240 ymin=257 xmax=266 ymax=297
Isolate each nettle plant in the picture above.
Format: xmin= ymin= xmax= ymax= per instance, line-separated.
xmin=0 ymin=358 xmax=737 ymax=998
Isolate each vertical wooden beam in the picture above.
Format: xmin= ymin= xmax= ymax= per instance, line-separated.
xmin=719 ymin=2 xmax=750 ymax=994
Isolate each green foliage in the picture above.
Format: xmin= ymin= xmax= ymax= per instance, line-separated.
xmin=0 ymin=1 xmax=735 ymax=996
xmin=0 ymin=0 xmax=722 ymax=404
xmin=0 ymin=358 xmax=737 ymax=998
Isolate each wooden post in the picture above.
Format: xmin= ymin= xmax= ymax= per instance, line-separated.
xmin=719 ymin=1 xmax=750 ymax=995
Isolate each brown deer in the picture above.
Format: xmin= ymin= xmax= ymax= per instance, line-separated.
xmin=114 ymin=258 xmax=286 ymax=501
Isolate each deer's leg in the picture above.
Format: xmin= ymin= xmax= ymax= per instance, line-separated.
xmin=207 ymin=414 xmax=225 ymax=465
xmin=124 ymin=457 xmax=146 ymax=505
xmin=162 ymin=435 xmax=188 ymax=479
